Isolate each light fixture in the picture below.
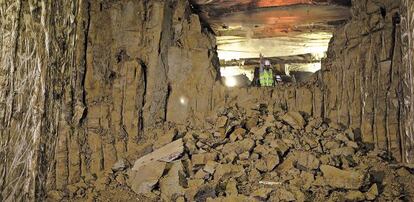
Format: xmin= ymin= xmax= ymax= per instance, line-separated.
xmin=224 ymin=76 xmax=238 ymax=87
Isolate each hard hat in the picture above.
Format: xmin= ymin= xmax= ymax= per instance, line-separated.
xmin=265 ymin=60 xmax=270 ymax=66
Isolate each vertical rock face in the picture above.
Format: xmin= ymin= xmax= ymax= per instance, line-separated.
xmin=0 ymin=0 xmax=90 ymax=200
xmin=400 ymin=0 xmax=414 ymax=164
xmin=0 ymin=0 xmax=220 ymax=200
xmin=322 ymin=0 xmax=403 ymax=159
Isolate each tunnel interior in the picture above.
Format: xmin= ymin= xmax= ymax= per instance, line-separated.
xmin=193 ymin=0 xmax=352 ymax=87
xmin=2 ymin=0 xmax=414 ymax=201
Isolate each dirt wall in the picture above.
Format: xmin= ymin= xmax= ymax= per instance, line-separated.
xmin=0 ymin=0 xmax=220 ymax=200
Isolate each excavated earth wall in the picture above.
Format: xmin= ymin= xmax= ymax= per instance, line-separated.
xmin=0 ymin=0 xmax=414 ymax=201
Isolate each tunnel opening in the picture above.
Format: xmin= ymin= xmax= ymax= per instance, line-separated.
xmin=193 ymin=0 xmax=352 ymax=87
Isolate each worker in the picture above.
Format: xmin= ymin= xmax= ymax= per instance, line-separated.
xmin=264 ymin=60 xmax=274 ymax=87
xmin=267 ymin=67 xmax=274 ymax=86
xmin=252 ymin=66 xmax=260 ymax=87
xmin=259 ymin=55 xmax=266 ymax=87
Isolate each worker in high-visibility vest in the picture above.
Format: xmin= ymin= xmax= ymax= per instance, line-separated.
xmin=259 ymin=55 xmax=265 ymax=87
xmin=259 ymin=70 xmax=266 ymax=87
xmin=264 ymin=60 xmax=274 ymax=87
xmin=268 ymin=68 xmax=274 ymax=86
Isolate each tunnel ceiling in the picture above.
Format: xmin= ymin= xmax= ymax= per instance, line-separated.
xmin=192 ymin=0 xmax=352 ymax=60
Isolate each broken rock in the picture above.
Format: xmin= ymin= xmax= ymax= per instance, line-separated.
xmin=252 ymin=188 xmax=273 ymax=200
xmin=296 ymin=152 xmax=320 ymax=171
xmin=320 ymin=165 xmax=365 ymax=189
xmin=160 ymin=161 xmax=186 ymax=200
xmin=281 ymin=112 xmax=305 ymax=130
xmin=132 ymin=138 xmax=184 ymax=171
xmin=112 ymin=158 xmax=128 ymax=172
xmin=128 ymin=161 xmax=166 ymax=194
xmin=365 ymin=183 xmax=379 ymax=200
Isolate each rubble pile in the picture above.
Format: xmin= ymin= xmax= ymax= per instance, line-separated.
xmin=55 ymin=105 xmax=414 ymax=201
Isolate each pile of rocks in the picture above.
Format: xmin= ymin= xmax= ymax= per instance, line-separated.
xmin=120 ymin=105 xmax=414 ymax=201
xmin=54 ymin=105 xmax=414 ymax=201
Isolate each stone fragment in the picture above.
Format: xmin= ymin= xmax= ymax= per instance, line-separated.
xmin=300 ymin=172 xmax=315 ymax=189
xmin=365 ymin=183 xmax=379 ymax=200
xmin=345 ymin=190 xmax=365 ymax=201
xmin=195 ymin=169 xmax=209 ymax=179
xmin=346 ymin=141 xmax=359 ymax=149
xmin=66 ymin=184 xmax=79 ymax=197
xmin=188 ymin=179 xmax=205 ymax=187
xmin=336 ymin=133 xmax=349 ymax=142
xmin=250 ymin=126 xmax=268 ymax=137
xmin=160 ymin=161 xmax=186 ymax=200
xmin=213 ymin=164 xmax=244 ymax=181
xmin=236 ymin=138 xmax=255 ymax=154
xmin=112 ymin=158 xmax=128 ymax=172
xmin=265 ymin=154 xmax=280 ymax=171
xmin=153 ymin=129 xmax=177 ymax=149
xmin=396 ymin=167 xmax=411 ymax=177
xmin=252 ymin=188 xmax=273 ymax=200
xmin=330 ymin=147 xmax=355 ymax=156
xmin=255 ymin=159 xmax=268 ymax=172
xmin=194 ymin=184 xmax=217 ymax=202
xmin=281 ymin=112 xmax=305 ymax=130
xmin=296 ymin=152 xmax=320 ymax=171
xmin=203 ymin=160 xmax=218 ymax=174
xmin=270 ymin=139 xmax=290 ymax=155
xmin=217 ymin=116 xmax=228 ymax=128
xmin=128 ymin=161 xmax=166 ymax=194
xmin=320 ymin=165 xmax=365 ymax=189
xmin=115 ymin=174 xmax=126 ymax=185
xmin=132 ymin=139 xmax=184 ymax=171
xmin=176 ymin=196 xmax=186 ymax=202
xmin=47 ymin=190 xmax=64 ymax=201
xmin=192 ymin=152 xmax=217 ymax=166
xmin=239 ymin=151 xmax=250 ymax=160
xmin=274 ymin=188 xmax=296 ymax=201
xmin=323 ymin=140 xmax=341 ymax=151
xmin=225 ymin=179 xmax=238 ymax=196
xmin=230 ymin=128 xmax=246 ymax=142
xmin=248 ymin=168 xmax=262 ymax=182
xmin=192 ymin=154 xmax=206 ymax=166
xmin=305 ymin=118 xmax=322 ymax=132
xmin=211 ymin=195 xmax=252 ymax=202
xmin=245 ymin=118 xmax=258 ymax=130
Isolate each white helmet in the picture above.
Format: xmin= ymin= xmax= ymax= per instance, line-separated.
xmin=265 ymin=60 xmax=270 ymax=66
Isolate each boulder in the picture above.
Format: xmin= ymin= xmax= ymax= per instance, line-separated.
xmin=132 ymin=139 xmax=184 ymax=171
xmin=345 ymin=191 xmax=365 ymax=201
xmin=296 ymin=152 xmax=320 ymax=171
xmin=128 ymin=161 xmax=166 ymax=194
xmin=112 ymin=158 xmax=128 ymax=172
xmin=252 ymin=188 xmax=273 ymax=200
xmin=320 ymin=165 xmax=365 ymax=189
xmin=160 ymin=161 xmax=186 ymax=200
xmin=365 ymin=183 xmax=379 ymax=200
xmin=281 ymin=112 xmax=305 ymax=130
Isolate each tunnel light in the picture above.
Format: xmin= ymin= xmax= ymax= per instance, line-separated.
xmin=179 ymin=96 xmax=188 ymax=106
xmin=224 ymin=76 xmax=238 ymax=87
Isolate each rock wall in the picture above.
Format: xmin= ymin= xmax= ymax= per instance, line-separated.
xmin=0 ymin=0 xmax=89 ymax=200
xmin=0 ymin=0 xmax=220 ymax=200
xmin=323 ymin=0 xmax=403 ymax=160
xmin=400 ymin=0 xmax=414 ymax=165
